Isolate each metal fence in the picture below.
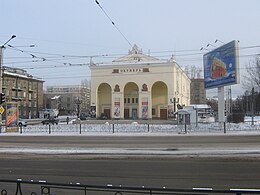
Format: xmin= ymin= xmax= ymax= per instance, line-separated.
xmin=1 ymin=121 xmax=260 ymax=134
xmin=1 ymin=179 xmax=260 ymax=195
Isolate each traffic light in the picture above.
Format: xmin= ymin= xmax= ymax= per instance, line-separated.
xmin=0 ymin=93 xmax=5 ymax=104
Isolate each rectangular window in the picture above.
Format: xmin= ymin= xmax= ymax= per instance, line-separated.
xmin=152 ymin=108 xmax=156 ymax=115
xmin=132 ymin=98 xmax=135 ymax=103
xmin=143 ymin=68 xmax=149 ymax=72
xmin=136 ymin=98 xmax=138 ymax=103
xmin=112 ymin=69 xmax=119 ymax=73
xmin=127 ymin=98 xmax=130 ymax=103
xmin=124 ymin=98 xmax=126 ymax=103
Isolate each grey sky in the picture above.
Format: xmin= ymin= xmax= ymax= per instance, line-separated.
xmin=1 ymin=0 xmax=260 ymax=97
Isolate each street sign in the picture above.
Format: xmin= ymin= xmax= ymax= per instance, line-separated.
xmin=0 ymin=106 xmax=4 ymax=114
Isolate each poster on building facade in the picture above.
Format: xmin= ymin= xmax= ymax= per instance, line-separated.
xmin=114 ymin=98 xmax=120 ymax=119
xmin=142 ymin=98 xmax=148 ymax=119
xmin=6 ymin=102 xmax=18 ymax=132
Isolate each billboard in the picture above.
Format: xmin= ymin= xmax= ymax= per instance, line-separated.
xmin=6 ymin=102 xmax=18 ymax=132
xmin=203 ymin=40 xmax=239 ymax=89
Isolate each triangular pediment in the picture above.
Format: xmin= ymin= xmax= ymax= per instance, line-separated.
xmin=113 ymin=44 xmax=159 ymax=63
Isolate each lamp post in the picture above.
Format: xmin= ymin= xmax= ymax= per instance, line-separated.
xmin=0 ymin=35 xmax=16 ymax=132
xmin=0 ymin=35 xmax=16 ymax=96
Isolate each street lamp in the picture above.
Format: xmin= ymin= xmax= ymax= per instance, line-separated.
xmin=0 ymin=35 xmax=16 ymax=132
xmin=0 ymin=35 xmax=16 ymax=95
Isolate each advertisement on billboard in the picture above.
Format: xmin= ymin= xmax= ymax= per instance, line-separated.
xmin=203 ymin=40 xmax=239 ymax=89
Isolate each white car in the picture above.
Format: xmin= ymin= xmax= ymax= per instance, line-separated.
xmin=17 ymin=118 xmax=28 ymax=127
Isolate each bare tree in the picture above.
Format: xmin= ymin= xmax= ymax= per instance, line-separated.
xmin=184 ymin=65 xmax=203 ymax=79
xmin=243 ymin=56 xmax=260 ymax=92
xmin=80 ymin=79 xmax=91 ymax=112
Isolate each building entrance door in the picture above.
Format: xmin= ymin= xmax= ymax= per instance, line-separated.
xmin=160 ymin=109 xmax=167 ymax=120
xmin=132 ymin=109 xmax=137 ymax=119
xmin=104 ymin=109 xmax=111 ymax=119
xmin=124 ymin=108 xmax=129 ymax=119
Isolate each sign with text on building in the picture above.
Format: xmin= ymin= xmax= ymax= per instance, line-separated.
xmin=203 ymin=40 xmax=240 ymax=89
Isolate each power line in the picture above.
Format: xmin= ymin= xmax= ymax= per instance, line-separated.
xmin=95 ymin=0 xmax=132 ymax=48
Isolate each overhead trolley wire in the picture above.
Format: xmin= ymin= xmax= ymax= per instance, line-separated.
xmin=95 ymin=0 xmax=132 ymax=48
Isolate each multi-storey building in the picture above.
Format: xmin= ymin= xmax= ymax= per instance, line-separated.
xmin=43 ymin=85 xmax=91 ymax=115
xmin=2 ymin=66 xmax=44 ymax=119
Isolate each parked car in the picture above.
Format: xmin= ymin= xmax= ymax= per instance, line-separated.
xmin=80 ymin=112 xmax=88 ymax=120
xmin=17 ymin=118 xmax=28 ymax=127
xmin=41 ymin=117 xmax=59 ymax=125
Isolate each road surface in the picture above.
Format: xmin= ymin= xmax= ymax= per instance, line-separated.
xmin=0 ymin=134 xmax=260 ymax=189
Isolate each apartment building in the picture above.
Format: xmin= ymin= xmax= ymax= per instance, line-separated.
xmin=43 ymin=85 xmax=91 ymax=115
xmin=2 ymin=66 xmax=44 ymax=119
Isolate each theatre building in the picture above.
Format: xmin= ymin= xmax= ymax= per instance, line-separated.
xmin=90 ymin=45 xmax=190 ymax=120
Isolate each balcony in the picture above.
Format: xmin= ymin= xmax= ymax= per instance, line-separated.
xmin=12 ymin=86 xmax=24 ymax=91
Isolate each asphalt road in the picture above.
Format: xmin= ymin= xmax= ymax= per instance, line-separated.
xmin=0 ymin=135 xmax=260 ymax=190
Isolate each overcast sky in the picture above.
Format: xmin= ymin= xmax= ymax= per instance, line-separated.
xmin=1 ymin=0 xmax=260 ymax=97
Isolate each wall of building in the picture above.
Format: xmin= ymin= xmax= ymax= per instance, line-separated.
xmin=90 ymin=60 xmax=190 ymax=120
xmin=2 ymin=70 xmax=44 ymax=119
xmin=43 ymin=85 xmax=91 ymax=116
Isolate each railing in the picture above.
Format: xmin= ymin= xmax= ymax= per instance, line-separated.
xmin=1 ymin=179 xmax=260 ymax=195
xmin=1 ymin=120 xmax=260 ymax=134
xmin=22 ymin=122 xmax=260 ymax=134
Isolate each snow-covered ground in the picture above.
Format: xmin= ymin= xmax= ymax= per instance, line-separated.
xmin=0 ymin=116 xmax=260 ymax=135
xmin=0 ymin=116 xmax=260 ymax=157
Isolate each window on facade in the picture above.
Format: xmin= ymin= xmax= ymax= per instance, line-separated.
xmin=136 ymin=98 xmax=138 ymax=103
xmin=132 ymin=98 xmax=135 ymax=103
xmin=152 ymin=108 xmax=156 ymax=115
xmin=127 ymin=98 xmax=130 ymax=103
xmin=124 ymin=98 xmax=126 ymax=103
xmin=143 ymin=68 xmax=149 ymax=72
xmin=112 ymin=69 xmax=119 ymax=73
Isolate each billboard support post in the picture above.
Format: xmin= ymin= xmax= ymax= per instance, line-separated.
xmin=218 ymin=87 xmax=225 ymax=123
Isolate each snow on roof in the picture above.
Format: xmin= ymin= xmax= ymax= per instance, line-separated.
xmin=51 ymin=95 xmax=60 ymax=100
xmin=190 ymin=104 xmax=212 ymax=109
xmin=4 ymin=71 xmax=43 ymax=81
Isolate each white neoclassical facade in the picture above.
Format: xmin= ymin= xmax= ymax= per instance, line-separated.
xmin=90 ymin=45 xmax=190 ymax=120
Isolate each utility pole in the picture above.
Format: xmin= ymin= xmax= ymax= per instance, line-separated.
xmin=0 ymin=35 xmax=16 ymax=132
xmin=251 ymin=87 xmax=255 ymax=125
xmin=0 ymin=35 xmax=16 ymax=94
xmin=230 ymin=86 xmax=232 ymax=123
